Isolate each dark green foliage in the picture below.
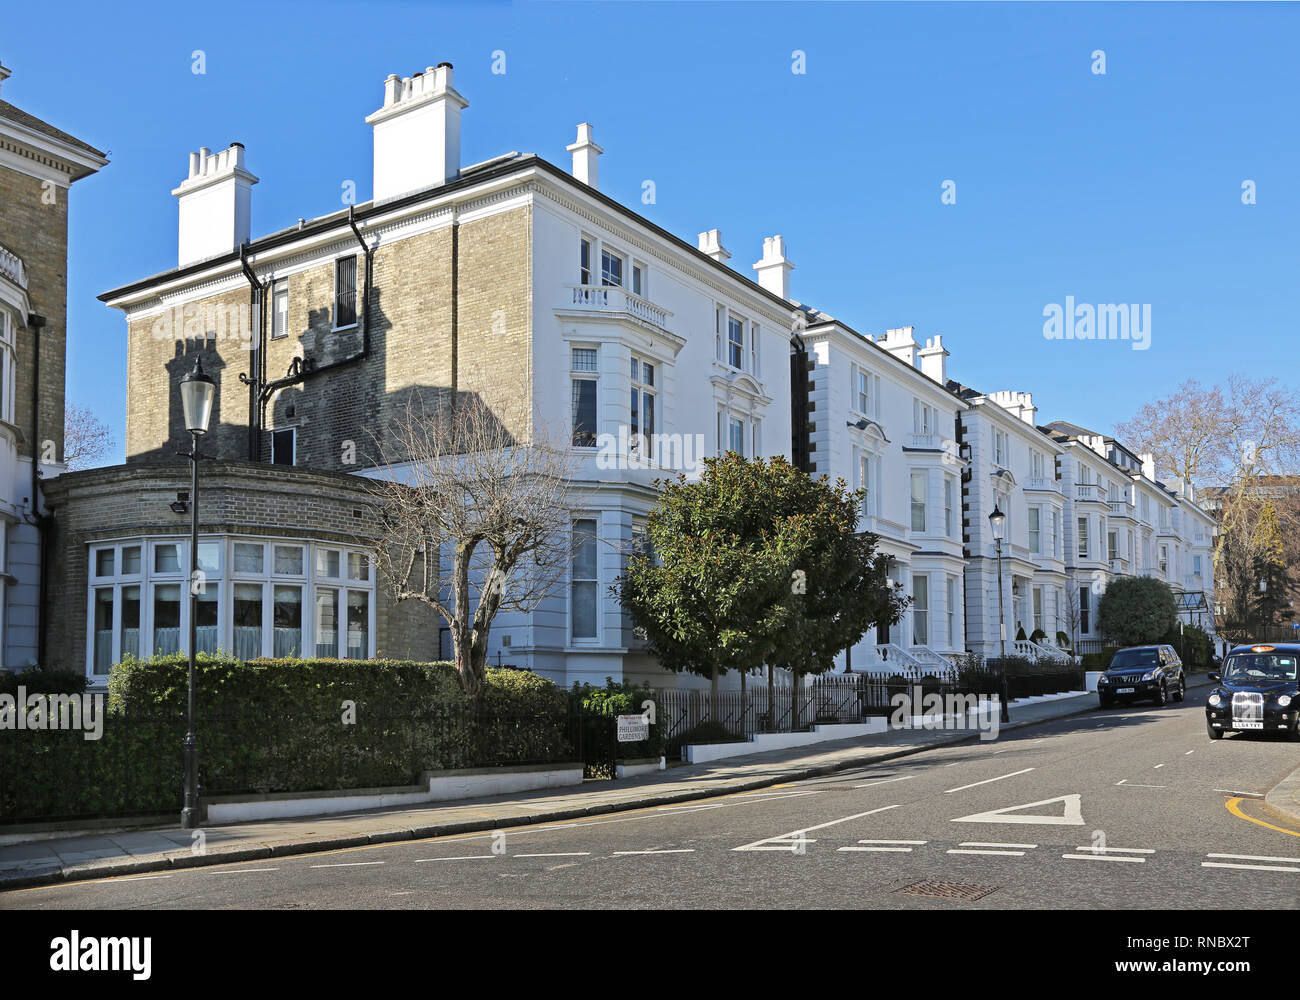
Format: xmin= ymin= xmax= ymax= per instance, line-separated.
xmin=570 ymin=678 xmax=664 ymax=777
xmin=0 ymin=667 xmax=88 ymax=697
xmin=3 ymin=655 xmax=574 ymax=823
xmin=619 ymin=454 xmax=904 ymax=685
xmin=1096 ymin=577 xmax=1178 ymax=646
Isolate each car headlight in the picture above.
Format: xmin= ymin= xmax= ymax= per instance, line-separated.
xmin=1141 ymin=671 xmax=1157 ymax=681
xmin=1098 ymin=675 xmax=1109 ymax=685
xmin=1278 ymin=694 xmax=1293 ymax=708
xmin=1208 ymin=693 xmax=1223 ymax=707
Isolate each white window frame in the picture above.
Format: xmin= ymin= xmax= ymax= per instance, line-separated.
xmin=332 ymin=255 xmax=358 ymax=331
xmin=570 ymin=517 xmax=601 ymax=644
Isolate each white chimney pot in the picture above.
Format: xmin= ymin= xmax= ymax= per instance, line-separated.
xmin=566 ymin=122 xmax=604 ymax=190
xmin=171 ymin=142 xmax=258 ymax=267
xmin=366 ymin=61 xmax=468 ymax=203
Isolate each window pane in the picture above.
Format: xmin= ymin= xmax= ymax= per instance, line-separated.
xmin=95 ymin=549 xmax=114 ymax=577
xmin=122 ymin=585 xmax=140 ymax=660
xmin=234 ymin=583 xmax=263 ymax=660
xmin=644 ymin=393 xmax=655 ymax=438
xmin=316 ymin=549 xmax=340 ymax=578
xmin=274 ymin=586 xmax=303 ymax=657
xmin=571 ymin=519 xmax=598 ymax=640
xmin=572 ymin=379 xmax=597 ymax=447
xmin=94 ymin=589 xmax=114 ymax=674
xmin=315 ymin=588 xmax=339 ymax=658
xmin=234 ymin=542 xmax=264 ymax=574
xmin=197 ymin=541 xmax=220 ymax=573
xmin=122 ymin=546 xmax=141 ymax=576
xmin=347 ymin=591 xmax=370 ymax=659
xmin=572 ymin=348 xmax=597 ymax=372
xmin=153 ymin=584 xmax=181 ymax=655
xmin=335 ymin=257 xmax=357 ymax=326
xmin=155 ymin=544 xmax=181 ymax=574
xmin=274 ymin=545 xmax=304 ymax=575
xmin=347 ymin=552 xmax=370 ymax=581
xmin=272 ymin=282 xmax=289 ymax=338
xmin=196 ymin=584 xmax=219 ymax=655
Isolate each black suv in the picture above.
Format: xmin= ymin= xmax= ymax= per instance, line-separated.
xmin=1205 ymin=644 xmax=1300 ymax=740
xmin=1097 ymin=645 xmax=1186 ymax=707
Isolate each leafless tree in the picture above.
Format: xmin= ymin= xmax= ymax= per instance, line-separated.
xmin=63 ymin=404 xmax=114 ymax=470
xmin=1061 ymin=584 xmax=1084 ymax=655
xmin=1116 ymin=375 xmax=1300 ymax=489
xmin=363 ymin=391 xmax=579 ymax=697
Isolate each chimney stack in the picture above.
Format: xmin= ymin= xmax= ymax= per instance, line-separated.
xmin=366 ymin=62 xmax=468 ymax=203
xmin=753 ymin=235 xmax=794 ymax=299
xmin=566 ymin=123 xmax=603 ymax=189
xmin=918 ymin=335 xmax=949 ymax=386
xmin=171 ymin=142 xmax=258 ymax=267
xmin=880 ymin=326 xmax=919 ymax=367
xmin=1140 ymin=453 xmax=1157 ymax=481
xmin=697 ymin=229 xmax=731 ymax=263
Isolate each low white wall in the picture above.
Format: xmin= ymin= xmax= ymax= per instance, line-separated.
xmin=1085 ymin=671 xmax=1103 ymax=693
xmin=684 ymin=719 xmax=889 ymax=764
xmin=204 ymin=765 xmax=584 ymax=824
xmin=615 ymin=758 xmax=665 ymax=779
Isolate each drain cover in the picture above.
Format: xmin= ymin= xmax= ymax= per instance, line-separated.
xmin=894 ymin=880 xmax=999 ymax=902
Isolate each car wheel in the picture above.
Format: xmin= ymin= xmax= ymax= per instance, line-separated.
xmin=1099 ymin=695 xmax=1113 ymax=709
xmin=1155 ymin=683 xmax=1168 ymax=707
xmin=1173 ymin=678 xmax=1186 ymax=703
xmin=1207 ymin=717 xmax=1223 ymax=740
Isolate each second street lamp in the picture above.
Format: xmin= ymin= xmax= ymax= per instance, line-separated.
xmin=178 ymin=358 xmax=214 ymax=830
xmin=988 ymin=504 xmax=1010 ymax=723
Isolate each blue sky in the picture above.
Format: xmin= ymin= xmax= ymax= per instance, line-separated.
xmin=6 ymin=0 xmax=1297 ymax=464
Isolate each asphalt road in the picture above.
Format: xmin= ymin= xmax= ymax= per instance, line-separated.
xmin=5 ymin=695 xmax=1300 ymax=910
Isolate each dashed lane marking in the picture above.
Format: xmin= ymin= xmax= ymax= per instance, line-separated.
xmin=1202 ymin=861 xmax=1300 ymax=873
xmin=612 ymin=849 xmax=696 ymax=855
xmin=837 ymin=839 xmax=926 ymax=853
xmin=309 ymin=861 xmax=386 ymax=869
xmin=960 ymin=842 xmax=1037 ymax=849
xmin=944 ymin=768 xmax=1034 ymax=794
xmin=202 ymin=868 xmax=280 ymax=875
xmin=733 ymin=804 xmax=900 ymax=852
xmin=949 ymin=848 xmax=1026 ymax=856
xmin=853 ymin=776 xmax=914 ymax=789
xmin=1207 ymin=853 xmax=1300 ymax=864
xmin=1061 ymin=853 xmax=1145 ymax=863
xmin=514 ymin=853 xmax=590 ymax=859
xmin=413 ymin=856 xmax=496 ymax=863
xmin=1073 ymin=847 xmax=1154 ymax=854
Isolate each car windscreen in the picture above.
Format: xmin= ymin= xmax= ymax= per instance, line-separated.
xmin=1222 ymin=653 xmax=1298 ymax=683
xmin=1109 ymin=649 xmax=1159 ymax=669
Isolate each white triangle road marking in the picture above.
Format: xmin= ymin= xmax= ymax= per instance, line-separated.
xmin=952 ymin=794 xmax=1085 ymax=826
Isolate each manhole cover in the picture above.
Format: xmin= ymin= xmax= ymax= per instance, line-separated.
xmin=894 ymin=880 xmax=999 ymax=902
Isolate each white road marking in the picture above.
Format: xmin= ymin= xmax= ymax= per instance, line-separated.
xmin=839 ymin=846 xmax=913 ymax=852
xmin=944 ymin=768 xmax=1035 ymax=794
xmin=949 ymin=848 xmax=1026 ymax=856
xmin=1153 ymin=763 xmax=1165 ymax=769
xmin=1116 ymin=779 xmax=1127 ymax=785
xmin=1207 ymin=853 xmax=1300 ymax=864
xmin=1062 ymin=853 xmax=1145 ymax=863
xmin=855 ymin=839 xmax=928 ymax=845
xmin=119 ymin=875 xmax=173 ymax=882
xmin=960 ymin=842 xmax=1037 ymax=849
xmin=1214 ymin=789 xmax=1264 ymax=799
xmin=1073 ymin=847 xmax=1154 ymax=854
xmin=514 ymin=853 xmax=590 ymax=858
xmin=1185 ymin=750 xmax=1195 ymax=755
xmin=1118 ymin=782 xmax=1166 ymax=788
xmin=310 ymin=861 xmax=386 ymax=868
xmin=953 ymin=794 xmax=1083 ymax=826
xmin=414 ymin=856 xmax=497 ymax=863
xmin=1202 ymin=861 xmax=1300 ymax=873
xmin=203 ymin=868 xmax=280 ymax=875
xmin=612 ymin=849 xmax=696 ymax=855
xmin=733 ymin=804 xmax=900 ymax=852
xmin=853 ymin=776 xmax=915 ymax=789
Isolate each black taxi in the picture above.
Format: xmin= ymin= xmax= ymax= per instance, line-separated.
xmin=1205 ymin=643 xmax=1300 ymax=740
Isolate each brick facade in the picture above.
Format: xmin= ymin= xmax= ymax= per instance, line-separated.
xmin=0 ymin=163 xmax=69 ymax=461
xmin=40 ymin=461 xmax=438 ymax=672
xmin=123 ymin=206 xmax=533 ymax=471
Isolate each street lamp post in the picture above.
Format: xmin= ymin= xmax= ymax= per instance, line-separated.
xmin=178 ymin=358 xmax=215 ymax=830
xmin=989 ymin=504 xmax=1010 ymax=723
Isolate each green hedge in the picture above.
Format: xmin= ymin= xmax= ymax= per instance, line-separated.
xmin=2 ymin=655 xmax=576 ymax=822
xmin=0 ymin=667 xmax=89 ymax=697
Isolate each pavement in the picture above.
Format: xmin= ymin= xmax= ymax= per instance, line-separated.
xmin=6 ymin=678 xmax=1297 ymax=910
xmin=4 ymin=672 xmax=1293 ymax=903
